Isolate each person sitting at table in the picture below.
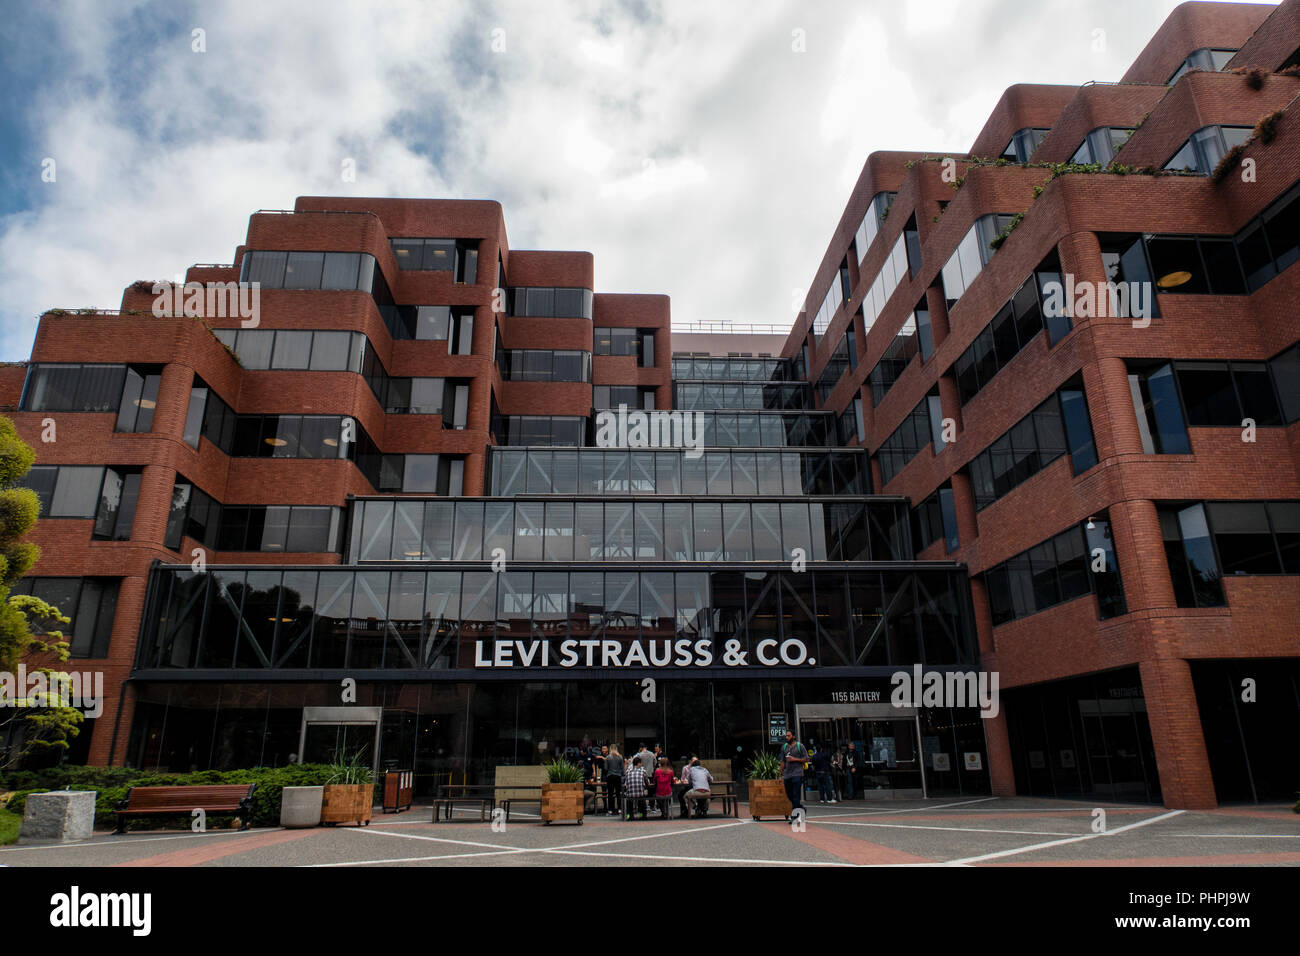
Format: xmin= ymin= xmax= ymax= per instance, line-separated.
xmin=622 ymin=756 xmax=650 ymax=821
xmin=652 ymin=756 xmax=675 ymax=818
xmin=675 ymin=756 xmax=697 ymax=817
xmin=603 ymin=745 xmax=624 ymax=816
xmin=683 ymin=758 xmax=714 ymax=818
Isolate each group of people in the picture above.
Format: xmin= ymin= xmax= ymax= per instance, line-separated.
xmin=572 ymin=742 xmax=716 ymax=820
xmin=566 ymin=734 xmax=877 ymax=824
xmin=778 ymin=733 xmax=878 ymax=815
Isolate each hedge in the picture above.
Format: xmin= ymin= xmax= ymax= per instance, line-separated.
xmin=1 ymin=765 xmax=365 ymax=829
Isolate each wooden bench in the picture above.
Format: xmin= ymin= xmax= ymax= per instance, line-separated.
xmin=114 ymin=784 xmax=257 ymax=833
xmin=431 ymin=785 xmax=496 ymax=822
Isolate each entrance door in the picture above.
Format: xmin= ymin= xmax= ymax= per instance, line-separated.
xmin=298 ymin=706 xmax=382 ymax=773
xmin=858 ymin=718 xmax=923 ymax=793
xmin=796 ymin=704 xmax=926 ymax=798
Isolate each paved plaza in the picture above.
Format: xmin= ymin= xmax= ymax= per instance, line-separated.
xmin=2 ymin=797 xmax=1297 ymax=867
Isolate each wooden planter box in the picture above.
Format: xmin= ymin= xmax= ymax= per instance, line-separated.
xmin=320 ymin=784 xmax=373 ymax=826
xmin=747 ymin=779 xmax=792 ymax=820
xmin=540 ymin=782 xmax=584 ymax=825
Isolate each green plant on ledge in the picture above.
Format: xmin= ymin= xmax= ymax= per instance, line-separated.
xmin=988 ymin=212 xmax=1025 ymax=251
xmin=745 ymin=751 xmax=782 ymax=781
xmin=543 ymin=759 xmax=584 ymax=783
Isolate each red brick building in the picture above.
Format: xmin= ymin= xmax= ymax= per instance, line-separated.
xmin=789 ymin=0 xmax=1300 ymax=808
xmin=4 ymin=1 xmax=1297 ymax=808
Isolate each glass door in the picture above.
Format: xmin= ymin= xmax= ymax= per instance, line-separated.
xmin=301 ymin=723 xmax=377 ymax=765
xmin=858 ymin=718 xmax=923 ymax=793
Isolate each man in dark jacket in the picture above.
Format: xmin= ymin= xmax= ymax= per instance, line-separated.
xmin=811 ymin=745 xmax=835 ymax=803
xmin=843 ymin=742 xmax=860 ymax=800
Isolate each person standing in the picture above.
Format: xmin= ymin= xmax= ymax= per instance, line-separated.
xmin=603 ymin=745 xmax=624 ymax=816
xmin=779 ymin=730 xmax=809 ymax=817
xmin=634 ymin=743 xmax=655 ymax=779
xmin=830 ymin=748 xmax=846 ymax=802
xmin=843 ymin=742 xmax=860 ymax=800
xmin=811 ymin=745 xmax=835 ymax=803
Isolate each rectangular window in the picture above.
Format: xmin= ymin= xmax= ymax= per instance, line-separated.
xmin=1059 ymin=386 xmax=1098 ymax=473
xmin=1207 ymin=501 xmax=1280 ymax=575
xmin=985 ymin=512 xmax=1125 ymax=624
xmin=969 ymin=386 xmax=1095 ymax=510
xmin=1159 ymin=503 xmax=1225 ymax=607
xmin=114 ymin=367 xmax=161 ymax=433
xmin=868 ymin=315 xmax=919 ymax=404
xmin=911 ymin=484 xmax=958 ymax=554
xmin=23 ymin=363 xmax=135 ymax=417
xmin=953 ymin=256 xmax=1061 ymax=406
xmin=814 ymin=333 xmax=854 ymax=404
xmin=9 ymin=577 xmax=119 ymax=658
xmin=875 ymin=397 xmax=932 ymax=485
xmin=853 ymin=191 xmax=896 ymax=265
xmin=283 ymin=252 xmax=325 ymax=290
xmin=509 ymin=287 xmax=593 ymax=319
xmin=321 ymin=252 xmax=362 ymax=290
xmin=1128 ymin=363 xmax=1191 ymax=454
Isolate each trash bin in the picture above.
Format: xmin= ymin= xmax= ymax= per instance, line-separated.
xmin=383 ymin=770 xmax=414 ymax=813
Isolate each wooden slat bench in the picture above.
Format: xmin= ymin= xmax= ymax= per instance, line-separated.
xmin=114 ymin=784 xmax=257 ymax=833
xmin=431 ymin=785 xmax=496 ymax=822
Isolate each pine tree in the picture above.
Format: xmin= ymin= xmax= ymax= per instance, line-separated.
xmin=0 ymin=416 xmax=82 ymax=769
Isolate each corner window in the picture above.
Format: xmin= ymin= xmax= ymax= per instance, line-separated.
xmin=853 ymin=191 xmax=896 ymax=264
xmin=941 ymin=214 xmax=1013 ymax=307
xmin=1070 ymin=127 xmax=1133 ymax=166
xmin=1001 ymin=128 xmax=1049 ymax=163
xmin=1163 ymin=126 xmax=1252 ymax=175
xmin=1168 ymin=48 xmax=1238 ymax=84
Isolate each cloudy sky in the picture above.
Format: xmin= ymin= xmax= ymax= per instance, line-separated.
xmin=0 ymin=0 xmax=1265 ymax=360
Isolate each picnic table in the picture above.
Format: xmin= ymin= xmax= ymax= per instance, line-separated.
xmin=432 ymin=779 xmax=740 ymax=823
xmin=431 ymin=784 xmax=498 ymax=822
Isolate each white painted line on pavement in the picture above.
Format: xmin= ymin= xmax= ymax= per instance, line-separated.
xmin=813 ymin=821 xmax=1078 ymax=836
xmin=946 ymin=809 xmax=1186 ymax=864
xmin=309 ymin=848 xmax=534 ymax=866
xmin=0 ymin=827 xmax=275 ymax=853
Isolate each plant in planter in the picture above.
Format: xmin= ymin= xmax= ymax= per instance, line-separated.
xmin=320 ymin=751 xmax=375 ymax=827
xmin=745 ymin=751 xmax=792 ymax=821
xmin=540 ymin=759 xmax=585 ymax=825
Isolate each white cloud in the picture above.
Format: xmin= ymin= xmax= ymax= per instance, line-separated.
xmin=0 ymin=0 xmax=1209 ymax=360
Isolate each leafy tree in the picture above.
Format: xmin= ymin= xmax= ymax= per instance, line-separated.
xmin=0 ymin=416 xmax=82 ymax=769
